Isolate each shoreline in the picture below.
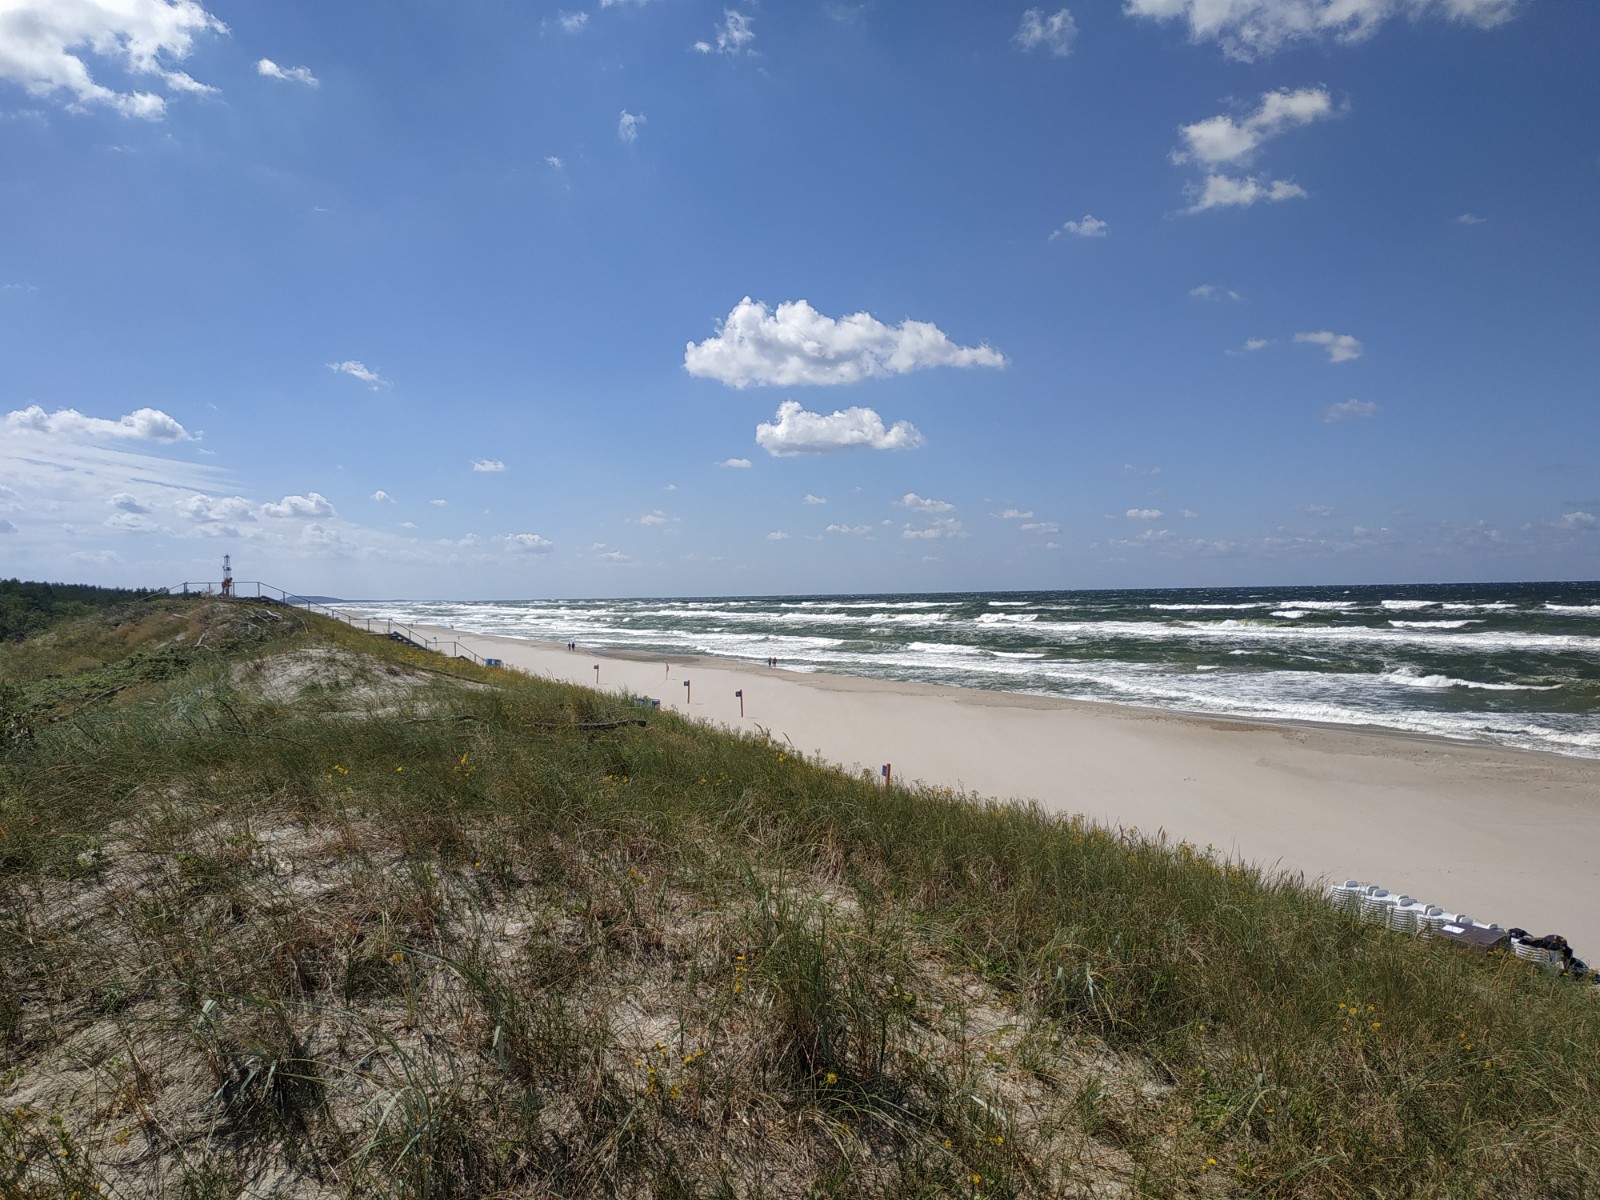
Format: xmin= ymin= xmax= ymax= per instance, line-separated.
xmin=388 ymin=617 xmax=1600 ymax=948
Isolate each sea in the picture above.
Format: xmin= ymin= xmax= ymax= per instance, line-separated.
xmin=362 ymin=582 xmax=1600 ymax=760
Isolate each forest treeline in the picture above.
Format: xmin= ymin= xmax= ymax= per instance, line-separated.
xmin=0 ymin=578 xmax=152 ymax=642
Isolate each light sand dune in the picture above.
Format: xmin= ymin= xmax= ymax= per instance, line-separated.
xmin=407 ymin=622 xmax=1600 ymax=949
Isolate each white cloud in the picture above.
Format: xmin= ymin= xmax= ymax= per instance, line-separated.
xmin=260 ymin=492 xmax=335 ymax=519
xmin=430 ymin=498 xmax=448 ymax=507
xmin=598 ymin=550 xmax=633 ymax=564
xmin=686 ymin=297 xmax=1006 ymax=388
xmin=766 ymin=530 xmax=791 ymax=541
xmin=718 ymin=457 xmax=753 ymax=468
xmin=178 ymin=493 xmax=255 ymax=523
xmin=256 ymin=58 xmax=318 ymax=86
xmin=1296 ymin=330 xmax=1364 ymax=363
xmin=5 ymin=404 xmax=193 ymax=442
xmin=635 ymin=510 xmax=677 ymax=527
xmin=1126 ymin=508 xmax=1164 ymax=519
xmin=1180 ymin=508 xmax=1198 ymax=518
xmin=897 ymin=492 xmax=954 ymax=513
xmin=327 ymin=360 xmax=387 ymax=388
xmin=399 ymin=520 xmax=417 ymax=529
xmin=1558 ymin=512 xmax=1597 ymax=529
xmin=503 ymin=532 xmax=554 ymax=552
xmin=997 ymin=508 xmax=1034 ymax=519
xmin=471 ymin=459 xmax=507 ymax=472
xmin=1233 ymin=337 xmax=1271 ymax=354
xmin=1020 ymin=521 xmax=1060 ymax=534
xmin=1175 ymin=88 xmax=1334 ymax=166
xmin=1302 ymin=503 xmax=1334 ymax=517
xmin=1186 ymin=174 xmax=1307 ymax=212
xmin=1456 ymin=212 xmax=1487 ymax=225
xmin=1052 ymin=214 xmax=1108 ymax=239
xmin=618 ymin=110 xmax=646 ymax=143
xmin=755 ymin=400 xmax=925 ymax=457
xmin=372 ymin=490 xmax=394 ymax=502
xmin=1322 ymin=398 xmax=1377 ymax=422
xmin=1125 ymin=0 xmax=1523 ymax=60
xmin=825 ymin=523 xmax=872 ymax=535
xmin=694 ymin=10 xmax=755 ymax=54
xmin=0 ymin=0 xmax=225 ymax=119
xmin=556 ymin=12 xmax=588 ymax=33
xmin=1190 ymin=283 xmax=1242 ymax=301
xmin=803 ymin=493 xmax=827 ymax=505
xmin=544 ymin=155 xmax=564 ymax=170
xmin=1013 ymin=8 xmax=1077 ymax=57
xmin=901 ymin=518 xmax=967 ymax=540
xmin=109 ymin=492 xmax=151 ymax=513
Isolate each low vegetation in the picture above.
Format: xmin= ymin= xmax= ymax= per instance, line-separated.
xmin=1 ymin=595 xmax=1596 ymax=1198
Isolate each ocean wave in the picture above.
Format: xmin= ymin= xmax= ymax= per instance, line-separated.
xmin=1382 ymin=669 xmax=1559 ymax=692
xmin=1272 ymin=609 xmax=1309 ymax=619
xmin=1149 ymin=602 xmax=1268 ymax=611
xmin=1545 ymin=604 xmax=1600 ymax=614
xmin=976 ymin=612 xmax=1039 ymax=624
xmin=1380 ymin=600 xmax=1438 ymax=610
xmin=906 ymin=641 xmax=984 ymax=656
xmin=1388 ymin=620 xmax=1480 ymax=629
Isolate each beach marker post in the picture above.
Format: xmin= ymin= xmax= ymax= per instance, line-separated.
xmin=683 ymin=679 xmax=691 ymax=705
xmin=881 ymin=763 xmax=892 ymax=788
xmin=594 ymin=663 xmax=600 ymax=685
xmin=735 ymin=688 xmax=744 ymax=717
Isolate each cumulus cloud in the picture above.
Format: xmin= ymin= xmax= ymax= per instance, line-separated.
xmin=1013 ymin=8 xmax=1077 ymax=56
xmin=1227 ymin=337 xmax=1271 ymax=355
xmin=1186 ymin=174 xmax=1307 ymax=212
xmin=686 ymin=297 xmax=1006 ymax=388
xmin=718 ymin=457 xmax=752 ymax=468
xmin=372 ymin=490 xmax=394 ymax=502
xmin=825 ymin=523 xmax=872 ymax=535
xmin=1322 ymin=398 xmax=1377 ymax=422
xmin=634 ymin=510 xmax=677 ymax=527
xmin=897 ymin=492 xmax=954 ymax=513
xmin=1175 ymin=88 xmax=1334 ymax=166
xmin=1051 ymin=214 xmax=1108 ymax=239
xmin=1296 ymin=330 xmax=1364 ymax=362
xmin=178 ymin=493 xmax=255 ymax=523
xmin=1126 ymin=508 xmax=1164 ymax=519
xmin=1126 ymin=0 xmax=1522 ymax=60
xmin=803 ymin=493 xmax=827 ymax=505
xmin=259 ymin=492 xmax=335 ymax=519
xmin=694 ymin=10 xmax=755 ymax=54
xmin=997 ymin=508 xmax=1034 ymax=520
xmin=327 ymin=360 xmax=387 ymax=388
xmin=618 ymin=110 xmax=645 ymax=142
xmin=766 ymin=530 xmax=790 ymax=540
xmin=503 ymin=532 xmax=554 ymax=552
xmin=902 ymin=518 xmax=967 ymax=540
xmin=256 ymin=58 xmax=317 ymax=86
xmin=1558 ymin=511 xmax=1597 ymax=529
xmin=430 ymin=498 xmax=448 ymax=507
xmin=0 ymin=0 xmax=225 ymax=119
xmin=755 ymin=400 xmax=925 ymax=457
xmin=471 ymin=459 xmax=507 ymax=472
xmin=5 ymin=404 xmax=193 ymax=442
xmin=555 ymin=11 xmax=588 ymax=33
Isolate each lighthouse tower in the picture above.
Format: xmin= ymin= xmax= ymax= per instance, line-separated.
xmin=221 ymin=554 xmax=234 ymax=598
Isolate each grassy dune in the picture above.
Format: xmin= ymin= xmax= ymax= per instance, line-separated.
xmin=1 ymin=597 xmax=1597 ymax=1198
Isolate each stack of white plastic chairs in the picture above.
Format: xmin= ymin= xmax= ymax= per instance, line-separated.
xmin=1511 ymin=936 xmax=1561 ymax=970
xmin=1328 ymin=881 xmax=1509 ymax=943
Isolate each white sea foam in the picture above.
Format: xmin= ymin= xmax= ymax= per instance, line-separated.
xmin=907 ymin=641 xmax=984 ymax=656
xmin=1149 ymin=603 xmax=1268 ymax=611
xmin=1382 ymin=668 xmax=1557 ymax=692
xmin=1546 ymin=604 xmax=1600 ymax=614
xmin=1388 ymin=620 xmax=1479 ymax=629
xmin=1272 ymin=610 xmax=1309 ymax=619
xmin=976 ymin=612 xmax=1039 ymax=624
xmin=1285 ymin=600 xmax=1358 ymax=610
xmin=1381 ymin=600 xmax=1437 ymax=611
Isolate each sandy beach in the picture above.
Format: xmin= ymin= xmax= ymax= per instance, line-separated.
xmin=402 ymin=620 xmax=1600 ymax=950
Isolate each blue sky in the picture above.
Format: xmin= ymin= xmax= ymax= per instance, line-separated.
xmin=1 ymin=0 xmax=1595 ymax=599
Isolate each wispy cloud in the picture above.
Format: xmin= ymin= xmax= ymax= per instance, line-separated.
xmin=803 ymin=493 xmax=828 ymax=505
xmin=327 ymin=360 xmax=388 ymax=388
xmin=1322 ymin=398 xmax=1377 ymax=422
xmin=1051 ymin=214 xmax=1108 ymax=239
xmin=1013 ymin=8 xmax=1077 ymax=57
xmin=1186 ymin=174 xmax=1307 ymax=212
xmin=1190 ymin=283 xmax=1242 ymax=301
xmin=718 ymin=457 xmax=752 ymax=468
xmin=1295 ymin=330 xmax=1364 ymax=363
xmin=471 ymin=459 xmax=507 ymax=472
xmin=687 ymin=297 xmax=1005 ymax=388
xmin=694 ymin=10 xmax=755 ymax=55
xmin=618 ymin=110 xmax=646 ymax=143
xmin=257 ymin=58 xmax=318 ymax=87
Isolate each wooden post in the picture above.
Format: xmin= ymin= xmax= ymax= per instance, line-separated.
xmin=881 ymin=763 xmax=892 ymax=788
xmin=683 ymin=679 xmax=691 ymax=705
xmin=594 ymin=663 xmax=600 ymax=685
xmin=736 ymin=689 xmax=744 ymax=717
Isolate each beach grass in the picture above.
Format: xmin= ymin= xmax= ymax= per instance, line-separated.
xmin=1 ymin=596 xmax=1597 ymax=1198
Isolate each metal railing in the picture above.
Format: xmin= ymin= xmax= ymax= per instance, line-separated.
xmin=154 ymin=580 xmax=490 ymax=667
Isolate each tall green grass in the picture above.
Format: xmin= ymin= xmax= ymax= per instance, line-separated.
xmin=1 ymin=600 xmax=1596 ymax=1197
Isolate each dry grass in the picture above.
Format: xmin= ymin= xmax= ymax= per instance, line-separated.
xmin=1 ymin=598 xmax=1598 ymax=1198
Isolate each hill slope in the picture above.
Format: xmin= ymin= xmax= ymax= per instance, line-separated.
xmin=1 ymin=597 xmax=1597 ymax=1198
